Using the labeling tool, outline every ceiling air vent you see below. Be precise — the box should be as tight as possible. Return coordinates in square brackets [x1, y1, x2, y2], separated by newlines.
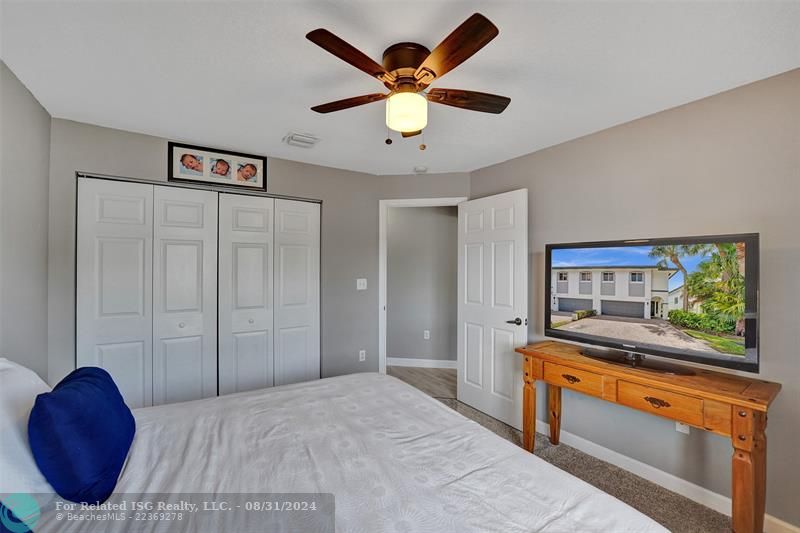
[283, 132, 320, 148]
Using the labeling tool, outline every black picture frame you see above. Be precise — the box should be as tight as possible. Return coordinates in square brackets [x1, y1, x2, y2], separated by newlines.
[544, 233, 760, 373]
[167, 141, 267, 191]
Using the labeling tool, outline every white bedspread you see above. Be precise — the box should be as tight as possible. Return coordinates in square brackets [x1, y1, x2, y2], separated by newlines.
[35, 373, 665, 532]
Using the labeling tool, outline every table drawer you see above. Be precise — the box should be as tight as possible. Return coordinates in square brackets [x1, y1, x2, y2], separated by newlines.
[618, 381, 703, 426]
[543, 362, 603, 397]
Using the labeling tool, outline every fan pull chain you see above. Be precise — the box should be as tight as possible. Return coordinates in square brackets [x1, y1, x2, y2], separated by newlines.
[419, 130, 427, 151]
[384, 99, 393, 144]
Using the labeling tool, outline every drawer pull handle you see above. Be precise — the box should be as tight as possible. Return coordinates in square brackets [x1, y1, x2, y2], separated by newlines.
[562, 374, 581, 384]
[644, 396, 671, 409]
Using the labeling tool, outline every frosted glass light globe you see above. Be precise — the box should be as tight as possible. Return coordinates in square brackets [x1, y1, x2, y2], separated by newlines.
[385, 92, 428, 133]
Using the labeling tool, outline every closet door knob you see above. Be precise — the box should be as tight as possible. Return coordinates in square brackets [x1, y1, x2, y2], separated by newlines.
[178, 322, 186, 328]
[248, 318, 255, 324]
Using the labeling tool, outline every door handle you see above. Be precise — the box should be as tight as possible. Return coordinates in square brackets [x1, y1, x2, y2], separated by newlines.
[506, 317, 523, 326]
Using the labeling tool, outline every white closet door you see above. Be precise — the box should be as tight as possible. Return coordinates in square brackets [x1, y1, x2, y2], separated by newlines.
[152, 186, 218, 405]
[274, 199, 320, 386]
[76, 178, 154, 408]
[218, 194, 275, 395]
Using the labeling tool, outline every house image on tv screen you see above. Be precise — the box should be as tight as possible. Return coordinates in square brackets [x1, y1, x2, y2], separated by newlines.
[551, 265, 679, 319]
[667, 284, 702, 314]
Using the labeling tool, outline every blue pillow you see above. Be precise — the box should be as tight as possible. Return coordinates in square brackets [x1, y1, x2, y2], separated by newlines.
[28, 367, 135, 504]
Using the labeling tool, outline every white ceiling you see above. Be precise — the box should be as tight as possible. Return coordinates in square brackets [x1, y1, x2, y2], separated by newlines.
[2, 1, 798, 175]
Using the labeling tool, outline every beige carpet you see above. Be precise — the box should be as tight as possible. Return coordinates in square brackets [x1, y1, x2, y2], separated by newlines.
[388, 366, 731, 533]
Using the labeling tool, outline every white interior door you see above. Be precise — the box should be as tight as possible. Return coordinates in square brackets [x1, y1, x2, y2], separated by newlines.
[152, 186, 218, 405]
[76, 178, 154, 408]
[274, 199, 320, 386]
[457, 189, 528, 429]
[218, 193, 275, 395]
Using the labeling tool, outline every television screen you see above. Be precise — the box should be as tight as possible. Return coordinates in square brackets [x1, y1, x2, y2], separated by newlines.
[545, 234, 759, 372]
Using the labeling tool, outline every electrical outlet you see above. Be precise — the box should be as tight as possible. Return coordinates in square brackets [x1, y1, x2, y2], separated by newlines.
[356, 278, 367, 291]
[358, 350, 366, 362]
[423, 330, 430, 340]
[675, 422, 690, 434]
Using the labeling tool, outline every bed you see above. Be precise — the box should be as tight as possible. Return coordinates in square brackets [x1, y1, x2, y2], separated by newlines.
[34, 373, 666, 532]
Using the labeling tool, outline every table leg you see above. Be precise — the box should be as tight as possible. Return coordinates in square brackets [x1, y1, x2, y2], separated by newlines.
[548, 384, 562, 445]
[523, 374, 536, 452]
[731, 408, 767, 533]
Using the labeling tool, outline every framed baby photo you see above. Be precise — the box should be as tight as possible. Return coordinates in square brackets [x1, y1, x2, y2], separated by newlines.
[167, 142, 267, 191]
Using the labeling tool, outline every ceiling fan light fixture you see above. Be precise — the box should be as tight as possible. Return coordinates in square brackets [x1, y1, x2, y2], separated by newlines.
[385, 92, 427, 133]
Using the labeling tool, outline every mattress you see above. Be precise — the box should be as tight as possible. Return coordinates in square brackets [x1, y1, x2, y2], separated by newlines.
[34, 373, 666, 532]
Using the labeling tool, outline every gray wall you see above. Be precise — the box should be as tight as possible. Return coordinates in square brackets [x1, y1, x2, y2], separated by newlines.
[387, 206, 457, 361]
[46, 118, 471, 383]
[470, 69, 800, 525]
[0, 61, 50, 379]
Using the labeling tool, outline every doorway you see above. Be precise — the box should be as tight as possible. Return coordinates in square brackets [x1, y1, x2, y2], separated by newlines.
[378, 190, 528, 431]
[378, 197, 466, 375]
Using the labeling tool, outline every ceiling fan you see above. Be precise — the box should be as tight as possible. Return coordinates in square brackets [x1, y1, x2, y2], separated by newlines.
[306, 13, 510, 140]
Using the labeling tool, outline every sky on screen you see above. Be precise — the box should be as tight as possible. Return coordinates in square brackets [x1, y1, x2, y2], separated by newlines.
[552, 246, 714, 291]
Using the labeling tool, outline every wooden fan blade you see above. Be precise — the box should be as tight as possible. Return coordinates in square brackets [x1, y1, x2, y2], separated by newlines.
[426, 88, 510, 114]
[307, 29, 396, 84]
[311, 93, 388, 113]
[401, 130, 422, 138]
[414, 13, 498, 85]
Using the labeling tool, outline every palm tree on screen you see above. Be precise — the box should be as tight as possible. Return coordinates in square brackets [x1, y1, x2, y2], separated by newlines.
[687, 243, 746, 335]
[648, 244, 705, 312]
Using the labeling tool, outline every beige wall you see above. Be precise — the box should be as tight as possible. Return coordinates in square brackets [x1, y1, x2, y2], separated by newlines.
[46, 119, 470, 383]
[1, 61, 51, 379]
[470, 69, 800, 524]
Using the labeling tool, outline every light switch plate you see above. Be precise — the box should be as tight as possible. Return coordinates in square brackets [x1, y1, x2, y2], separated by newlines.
[423, 330, 430, 340]
[359, 350, 366, 362]
[675, 422, 690, 434]
[356, 278, 367, 291]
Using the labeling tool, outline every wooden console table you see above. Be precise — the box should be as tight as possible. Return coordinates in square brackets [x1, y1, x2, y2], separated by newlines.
[515, 341, 781, 533]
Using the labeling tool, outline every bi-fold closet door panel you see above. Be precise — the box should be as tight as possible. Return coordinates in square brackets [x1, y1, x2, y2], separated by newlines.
[152, 186, 218, 405]
[274, 199, 321, 386]
[218, 196, 321, 391]
[218, 194, 275, 395]
[77, 178, 321, 408]
[76, 178, 154, 408]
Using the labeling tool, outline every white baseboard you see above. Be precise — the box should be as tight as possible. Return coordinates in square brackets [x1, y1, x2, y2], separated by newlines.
[769, 516, 800, 533]
[535, 421, 798, 533]
[386, 357, 457, 369]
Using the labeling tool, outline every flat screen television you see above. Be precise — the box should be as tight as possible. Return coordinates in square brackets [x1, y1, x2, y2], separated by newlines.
[545, 234, 759, 372]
